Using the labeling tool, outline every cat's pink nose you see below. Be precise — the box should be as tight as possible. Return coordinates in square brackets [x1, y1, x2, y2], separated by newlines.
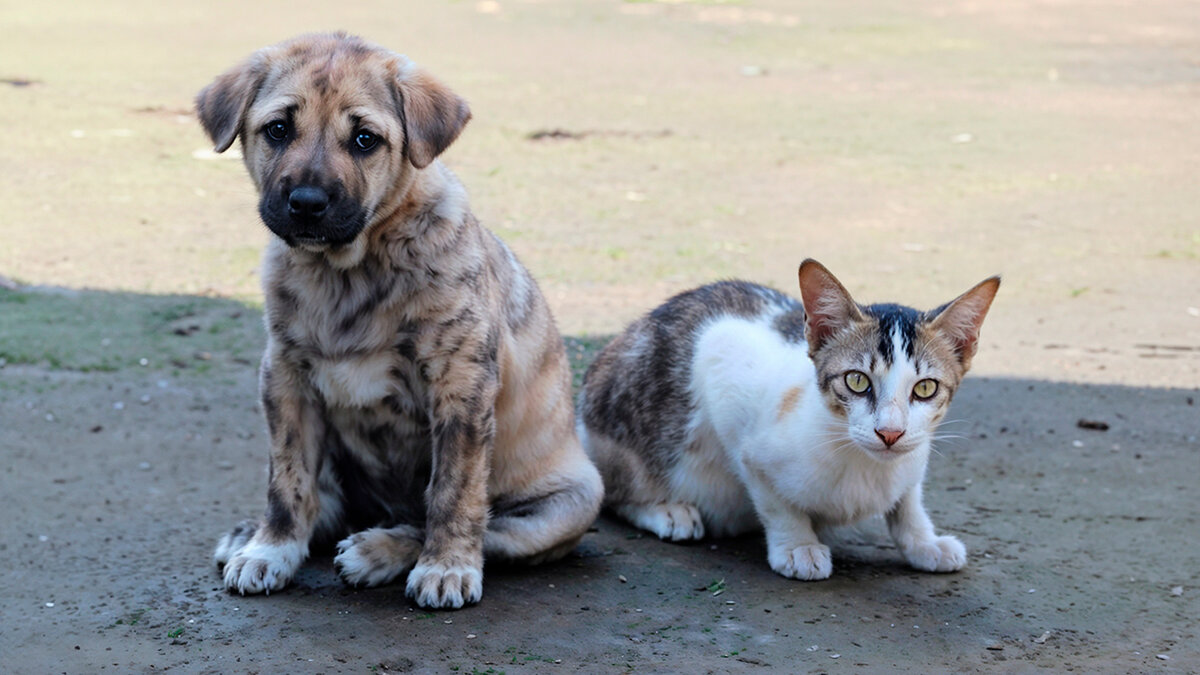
[875, 428, 905, 447]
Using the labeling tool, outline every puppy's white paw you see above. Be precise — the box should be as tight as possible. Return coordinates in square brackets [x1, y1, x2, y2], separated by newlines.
[903, 535, 967, 573]
[769, 543, 833, 581]
[222, 539, 306, 595]
[335, 527, 421, 588]
[213, 520, 257, 566]
[405, 560, 483, 610]
[619, 503, 706, 541]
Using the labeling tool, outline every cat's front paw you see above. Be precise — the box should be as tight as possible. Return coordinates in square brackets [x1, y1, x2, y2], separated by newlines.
[405, 558, 483, 609]
[222, 539, 306, 595]
[903, 535, 966, 573]
[768, 543, 833, 581]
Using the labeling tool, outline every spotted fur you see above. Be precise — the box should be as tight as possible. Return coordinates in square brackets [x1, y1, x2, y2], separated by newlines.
[578, 259, 999, 579]
[199, 33, 602, 609]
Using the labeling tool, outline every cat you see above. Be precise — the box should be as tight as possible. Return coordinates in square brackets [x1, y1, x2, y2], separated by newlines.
[576, 259, 999, 580]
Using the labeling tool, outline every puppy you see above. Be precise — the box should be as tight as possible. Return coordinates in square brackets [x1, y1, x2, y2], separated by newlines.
[196, 32, 602, 609]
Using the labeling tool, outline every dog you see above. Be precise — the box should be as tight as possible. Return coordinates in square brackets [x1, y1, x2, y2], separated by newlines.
[196, 32, 603, 609]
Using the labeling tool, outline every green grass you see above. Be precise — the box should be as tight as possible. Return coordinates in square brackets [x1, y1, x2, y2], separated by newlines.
[0, 287, 262, 373]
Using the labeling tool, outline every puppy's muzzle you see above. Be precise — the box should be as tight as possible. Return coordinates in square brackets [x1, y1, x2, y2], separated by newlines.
[289, 186, 330, 223]
[259, 181, 367, 248]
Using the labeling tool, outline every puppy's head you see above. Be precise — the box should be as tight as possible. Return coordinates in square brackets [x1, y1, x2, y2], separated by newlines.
[196, 33, 470, 250]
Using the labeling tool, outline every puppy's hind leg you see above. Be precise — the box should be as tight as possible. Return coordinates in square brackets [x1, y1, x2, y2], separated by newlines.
[334, 524, 424, 588]
[484, 455, 604, 565]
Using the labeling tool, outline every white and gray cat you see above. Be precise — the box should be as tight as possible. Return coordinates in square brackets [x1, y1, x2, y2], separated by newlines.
[577, 259, 999, 580]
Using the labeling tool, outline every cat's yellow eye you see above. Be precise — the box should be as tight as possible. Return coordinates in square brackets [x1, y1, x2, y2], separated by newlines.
[844, 371, 871, 394]
[913, 379, 939, 400]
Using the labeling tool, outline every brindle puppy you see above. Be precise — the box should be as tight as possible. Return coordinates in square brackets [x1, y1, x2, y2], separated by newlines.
[196, 33, 602, 609]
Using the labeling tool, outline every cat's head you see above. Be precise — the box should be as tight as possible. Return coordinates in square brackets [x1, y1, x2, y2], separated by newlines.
[797, 259, 999, 461]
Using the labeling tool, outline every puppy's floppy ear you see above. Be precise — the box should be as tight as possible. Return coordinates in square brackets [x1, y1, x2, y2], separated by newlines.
[196, 50, 272, 153]
[394, 63, 471, 169]
[797, 258, 864, 354]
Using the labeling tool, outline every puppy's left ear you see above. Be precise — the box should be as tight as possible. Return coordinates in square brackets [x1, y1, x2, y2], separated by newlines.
[196, 50, 272, 153]
[395, 64, 471, 169]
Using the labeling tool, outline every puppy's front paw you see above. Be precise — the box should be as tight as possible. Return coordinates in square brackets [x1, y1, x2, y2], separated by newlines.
[222, 540, 306, 595]
[405, 559, 483, 609]
[335, 527, 422, 588]
[213, 520, 257, 566]
[769, 543, 833, 581]
[903, 535, 967, 573]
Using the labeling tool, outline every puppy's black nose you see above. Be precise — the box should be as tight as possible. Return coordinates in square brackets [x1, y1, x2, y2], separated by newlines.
[288, 186, 330, 221]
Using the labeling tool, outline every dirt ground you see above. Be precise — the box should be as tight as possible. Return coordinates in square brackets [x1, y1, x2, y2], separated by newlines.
[1, 0, 1197, 672]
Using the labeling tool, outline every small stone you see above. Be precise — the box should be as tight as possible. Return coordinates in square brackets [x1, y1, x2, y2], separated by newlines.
[1033, 631, 1051, 644]
[1157, 654, 1170, 661]
[140, 395, 152, 404]
[466, 634, 477, 639]
[39, 535, 48, 542]
[618, 575, 628, 583]
[951, 132, 974, 143]
[45, 602, 55, 608]
[1170, 586, 1183, 596]
[139, 358, 149, 366]
[830, 654, 841, 659]
[138, 462, 152, 471]
[113, 401, 125, 410]
[806, 645, 819, 652]
[44, 413, 55, 422]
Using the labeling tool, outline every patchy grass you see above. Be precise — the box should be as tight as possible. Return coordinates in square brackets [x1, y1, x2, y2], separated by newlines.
[0, 287, 262, 373]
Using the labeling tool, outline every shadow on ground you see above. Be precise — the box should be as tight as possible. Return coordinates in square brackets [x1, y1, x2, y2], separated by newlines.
[1, 289, 1196, 672]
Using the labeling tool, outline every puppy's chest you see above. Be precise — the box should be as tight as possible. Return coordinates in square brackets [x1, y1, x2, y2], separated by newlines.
[308, 351, 424, 412]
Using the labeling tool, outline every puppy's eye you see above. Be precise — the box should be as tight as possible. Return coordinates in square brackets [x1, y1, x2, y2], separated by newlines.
[264, 121, 289, 143]
[353, 130, 379, 152]
[913, 379, 939, 400]
[844, 371, 871, 394]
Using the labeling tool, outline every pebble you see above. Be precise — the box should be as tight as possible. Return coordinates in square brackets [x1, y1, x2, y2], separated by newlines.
[1033, 631, 1051, 644]
[45, 602, 54, 608]
[951, 132, 974, 143]
[466, 634, 477, 639]
[39, 535, 48, 542]
[618, 575, 627, 583]
[140, 395, 152, 404]
[1170, 586, 1183, 596]
[138, 462, 152, 471]
[139, 358, 149, 366]
[44, 413, 55, 422]
[113, 401, 125, 410]
[1157, 654, 1170, 661]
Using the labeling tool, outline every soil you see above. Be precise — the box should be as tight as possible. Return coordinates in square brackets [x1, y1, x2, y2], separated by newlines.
[1, 0, 1197, 672]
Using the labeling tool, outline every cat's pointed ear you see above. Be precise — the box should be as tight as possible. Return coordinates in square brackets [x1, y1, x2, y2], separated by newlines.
[798, 259, 863, 352]
[928, 276, 1000, 366]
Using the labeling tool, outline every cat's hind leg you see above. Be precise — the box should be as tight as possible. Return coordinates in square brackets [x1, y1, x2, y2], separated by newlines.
[613, 502, 706, 541]
[580, 426, 707, 541]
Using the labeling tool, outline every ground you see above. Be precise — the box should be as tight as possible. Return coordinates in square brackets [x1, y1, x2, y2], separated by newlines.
[0, 0, 1197, 672]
